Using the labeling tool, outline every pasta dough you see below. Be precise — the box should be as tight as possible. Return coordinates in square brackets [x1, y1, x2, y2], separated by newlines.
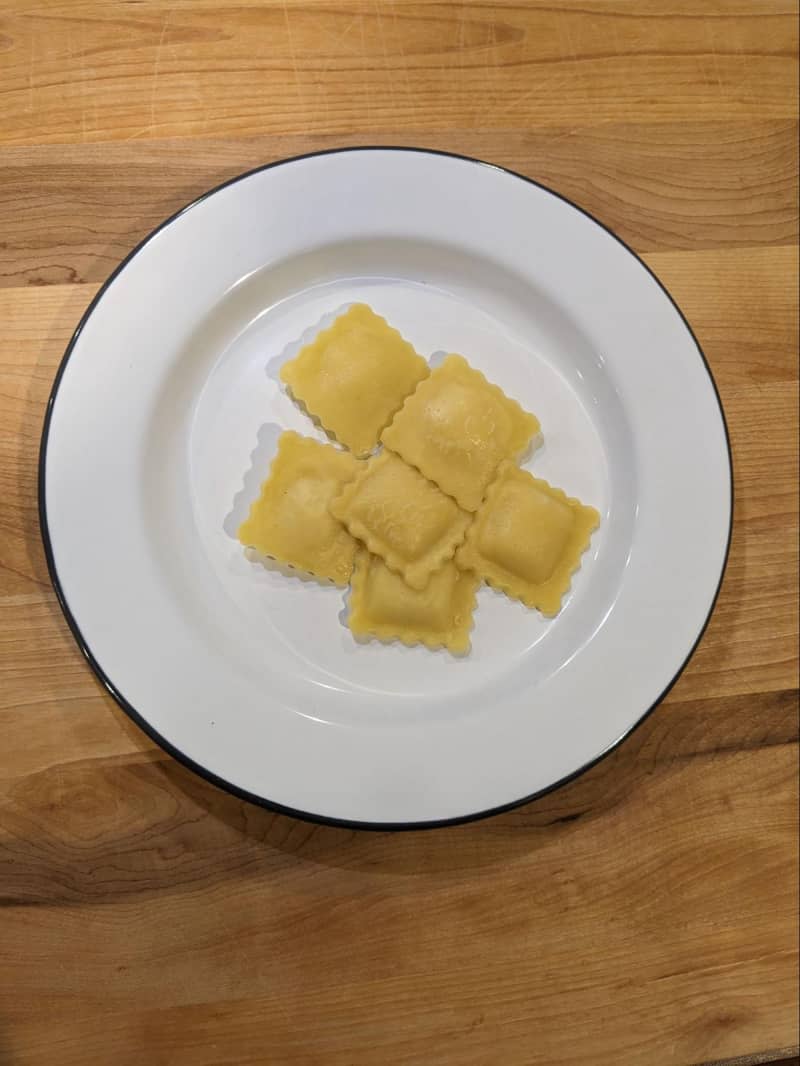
[237, 303, 601, 655]
[330, 450, 472, 590]
[348, 551, 478, 654]
[280, 303, 429, 457]
[238, 431, 361, 586]
[381, 354, 540, 511]
[456, 462, 600, 614]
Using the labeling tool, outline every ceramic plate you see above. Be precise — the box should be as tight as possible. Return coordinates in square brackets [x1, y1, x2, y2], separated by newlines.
[40, 148, 732, 828]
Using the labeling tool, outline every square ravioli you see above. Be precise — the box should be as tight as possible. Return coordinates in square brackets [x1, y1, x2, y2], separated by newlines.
[381, 354, 540, 511]
[237, 431, 361, 586]
[348, 552, 478, 654]
[280, 304, 429, 457]
[456, 462, 600, 615]
[330, 450, 472, 590]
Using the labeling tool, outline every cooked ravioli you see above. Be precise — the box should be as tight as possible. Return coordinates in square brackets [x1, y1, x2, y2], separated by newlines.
[240, 305, 602, 652]
[381, 354, 540, 511]
[280, 304, 429, 457]
[237, 431, 361, 586]
[330, 449, 472, 590]
[348, 551, 478, 654]
[456, 462, 600, 614]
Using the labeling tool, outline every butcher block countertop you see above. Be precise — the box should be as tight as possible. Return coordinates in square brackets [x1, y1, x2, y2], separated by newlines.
[0, 3, 798, 1064]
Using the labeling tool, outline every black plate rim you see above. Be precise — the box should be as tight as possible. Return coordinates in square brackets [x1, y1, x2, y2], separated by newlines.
[37, 145, 734, 831]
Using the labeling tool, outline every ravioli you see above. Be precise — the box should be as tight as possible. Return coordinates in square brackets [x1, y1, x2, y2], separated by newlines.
[456, 462, 600, 615]
[237, 431, 361, 586]
[381, 354, 540, 511]
[239, 304, 601, 651]
[330, 449, 472, 590]
[280, 304, 429, 457]
[348, 551, 478, 654]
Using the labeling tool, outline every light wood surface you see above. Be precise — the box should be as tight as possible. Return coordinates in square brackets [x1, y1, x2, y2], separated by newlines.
[1, 2, 798, 1064]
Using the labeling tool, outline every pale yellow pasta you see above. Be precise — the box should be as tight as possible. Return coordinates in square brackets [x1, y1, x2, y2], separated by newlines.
[241, 304, 601, 646]
[381, 354, 540, 511]
[238, 431, 361, 586]
[348, 551, 478, 654]
[330, 450, 472, 590]
[280, 304, 429, 457]
[456, 462, 600, 615]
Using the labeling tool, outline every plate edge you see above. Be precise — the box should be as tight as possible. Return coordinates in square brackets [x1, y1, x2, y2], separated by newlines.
[36, 145, 735, 831]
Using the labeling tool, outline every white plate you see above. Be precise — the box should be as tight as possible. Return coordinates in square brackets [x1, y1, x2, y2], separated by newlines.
[40, 148, 731, 828]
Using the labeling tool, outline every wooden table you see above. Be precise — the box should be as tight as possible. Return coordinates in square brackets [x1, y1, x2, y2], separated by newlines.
[1, 3, 798, 1064]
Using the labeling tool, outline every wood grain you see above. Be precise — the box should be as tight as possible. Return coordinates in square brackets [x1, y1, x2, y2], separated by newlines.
[0, 1, 797, 145]
[0, 1, 797, 1064]
[1, 745, 797, 1066]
